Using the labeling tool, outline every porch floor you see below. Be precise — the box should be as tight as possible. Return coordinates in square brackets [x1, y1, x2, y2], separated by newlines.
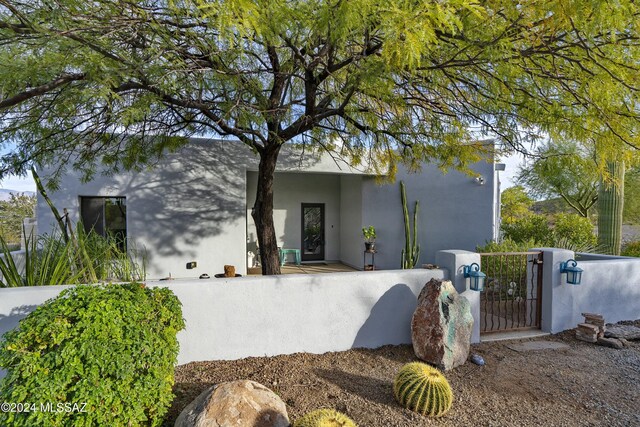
[248, 262, 359, 275]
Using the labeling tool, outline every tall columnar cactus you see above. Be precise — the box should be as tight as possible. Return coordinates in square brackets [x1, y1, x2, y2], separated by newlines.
[293, 409, 357, 427]
[598, 161, 625, 255]
[394, 362, 453, 417]
[400, 181, 420, 269]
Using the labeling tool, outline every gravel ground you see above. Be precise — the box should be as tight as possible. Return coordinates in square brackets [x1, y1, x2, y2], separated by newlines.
[165, 320, 640, 426]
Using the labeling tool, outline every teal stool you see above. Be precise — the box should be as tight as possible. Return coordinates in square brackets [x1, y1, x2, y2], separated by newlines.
[279, 249, 301, 266]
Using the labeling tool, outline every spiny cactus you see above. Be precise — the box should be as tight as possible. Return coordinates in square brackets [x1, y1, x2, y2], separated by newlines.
[400, 181, 420, 269]
[293, 408, 357, 427]
[394, 362, 453, 417]
[598, 160, 625, 255]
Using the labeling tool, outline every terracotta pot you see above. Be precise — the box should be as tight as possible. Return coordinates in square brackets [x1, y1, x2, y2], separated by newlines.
[224, 265, 236, 277]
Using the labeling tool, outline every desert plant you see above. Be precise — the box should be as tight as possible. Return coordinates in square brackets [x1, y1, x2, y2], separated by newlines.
[0, 283, 185, 427]
[622, 240, 640, 257]
[0, 228, 87, 287]
[400, 181, 420, 269]
[394, 362, 453, 417]
[293, 409, 357, 427]
[598, 161, 625, 255]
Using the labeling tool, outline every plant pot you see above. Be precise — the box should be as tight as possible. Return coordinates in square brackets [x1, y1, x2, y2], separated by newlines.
[364, 242, 376, 252]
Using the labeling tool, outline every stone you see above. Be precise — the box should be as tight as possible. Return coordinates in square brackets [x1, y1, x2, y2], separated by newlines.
[577, 323, 599, 333]
[576, 331, 597, 343]
[597, 337, 624, 349]
[174, 380, 289, 427]
[411, 278, 474, 371]
[604, 324, 640, 340]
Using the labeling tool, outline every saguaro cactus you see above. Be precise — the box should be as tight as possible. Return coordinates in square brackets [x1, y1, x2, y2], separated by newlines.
[400, 181, 420, 269]
[293, 409, 357, 427]
[394, 362, 453, 417]
[598, 161, 625, 255]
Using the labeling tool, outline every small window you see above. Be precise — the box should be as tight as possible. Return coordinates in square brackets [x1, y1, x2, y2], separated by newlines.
[80, 197, 126, 250]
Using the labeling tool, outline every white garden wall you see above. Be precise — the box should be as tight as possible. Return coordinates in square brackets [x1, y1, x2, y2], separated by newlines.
[0, 269, 454, 372]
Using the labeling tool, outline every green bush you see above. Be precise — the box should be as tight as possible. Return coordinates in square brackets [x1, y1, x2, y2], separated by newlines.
[0, 284, 185, 427]
[622, 241, 640, 257]
[552, 213, 597, 249]
[501, 214, 551, 244]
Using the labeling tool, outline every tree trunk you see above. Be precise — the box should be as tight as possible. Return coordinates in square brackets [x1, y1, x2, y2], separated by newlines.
[598, 161, 625, 255]
[252, 144, 282, 275]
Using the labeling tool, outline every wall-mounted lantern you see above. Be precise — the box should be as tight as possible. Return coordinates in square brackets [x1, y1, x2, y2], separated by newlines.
[560, 259, 583, 285]
[463, 262, 486, 291]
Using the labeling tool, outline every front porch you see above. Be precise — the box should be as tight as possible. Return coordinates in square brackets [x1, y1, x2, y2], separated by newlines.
[248, 262, 359, 275]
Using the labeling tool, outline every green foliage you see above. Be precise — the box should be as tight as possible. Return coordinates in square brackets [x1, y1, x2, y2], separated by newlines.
[501, 214, 551, 244]
[0, 283, 185, 427]
[499, 212, 598, 253]
[394, 362, 453, 418]
[0, 193, 35, 244]
[623, 167, 640, 224]
[1, 0, 639, 181]
[2, 0, 640, 275]
[0, 227, 146, 287]
[0, 230, 88, 288]
[621, 241, 640, 257]
[400, 181, 420, 269]
[501, 186, 534, 224]
[553, 213, 597, 249]
[361, 226, 376, 242]
[516, 140, 599, 218]
[476, 238, 539, 253]
[293, 409, 357, 427]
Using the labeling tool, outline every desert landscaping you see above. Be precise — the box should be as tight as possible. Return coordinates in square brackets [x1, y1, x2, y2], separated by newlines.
[166, 320, 640, 426]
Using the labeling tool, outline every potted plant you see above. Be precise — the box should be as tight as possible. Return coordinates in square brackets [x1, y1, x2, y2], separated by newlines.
[362, 226, 376, 252]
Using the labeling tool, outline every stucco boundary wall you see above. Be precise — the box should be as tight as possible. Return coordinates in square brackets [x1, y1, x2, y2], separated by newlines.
[0, 251, 484, 369]
[536, 248, 640, 333]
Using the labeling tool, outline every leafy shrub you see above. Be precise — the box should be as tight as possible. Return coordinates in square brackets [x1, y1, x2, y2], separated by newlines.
[0, 284, 185, 427]
[501, 214, 551, 244]
[498, 212, 598, 253]
[622, 241, 640, 257]
[552, 213, 597, 249]
[476, 238, 540, 253]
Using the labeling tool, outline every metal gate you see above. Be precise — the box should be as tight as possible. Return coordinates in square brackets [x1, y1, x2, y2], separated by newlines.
[479, 252, 543, 333]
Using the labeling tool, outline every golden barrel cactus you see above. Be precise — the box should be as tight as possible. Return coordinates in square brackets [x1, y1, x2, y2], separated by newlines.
[293, 409, 357, 427]
[393, 362, 453, 417]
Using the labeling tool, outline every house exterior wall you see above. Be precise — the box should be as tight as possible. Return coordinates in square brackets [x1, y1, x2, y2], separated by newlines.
[36, 138, 498, 277]
[339, 175, 364, 269]
[361, 161, 496, 270]
[36, 141, 249, 279]
[246, 171, 342, 261]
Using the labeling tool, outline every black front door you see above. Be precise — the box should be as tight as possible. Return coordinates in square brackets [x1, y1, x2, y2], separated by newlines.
[301, 203, 325, 261]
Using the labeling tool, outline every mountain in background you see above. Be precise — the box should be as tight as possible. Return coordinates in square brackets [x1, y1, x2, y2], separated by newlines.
[0, 189, 36, 202]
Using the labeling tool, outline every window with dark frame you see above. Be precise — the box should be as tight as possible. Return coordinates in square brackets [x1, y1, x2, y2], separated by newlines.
[79, 197, 127, 250]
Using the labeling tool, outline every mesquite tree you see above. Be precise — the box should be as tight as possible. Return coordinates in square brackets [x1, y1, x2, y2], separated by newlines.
[1, 1, 640, 274]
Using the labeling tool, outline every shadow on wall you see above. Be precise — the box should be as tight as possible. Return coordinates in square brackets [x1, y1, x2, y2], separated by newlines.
[352, 284, 418, 349]
[0, 304, 39, 340]
[53, 142, 248, 274]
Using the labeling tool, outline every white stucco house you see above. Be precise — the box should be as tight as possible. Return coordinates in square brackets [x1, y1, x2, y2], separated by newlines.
[36, 138, 503, 279]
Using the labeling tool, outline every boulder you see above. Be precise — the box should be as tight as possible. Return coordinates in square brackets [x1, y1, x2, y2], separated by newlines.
[604, 324, 640, 340]
[175, 380, 290, 427]
[411, 278, 474, 371]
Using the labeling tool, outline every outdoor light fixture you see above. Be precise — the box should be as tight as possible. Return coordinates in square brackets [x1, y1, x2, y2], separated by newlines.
[560, 259, 583, 285]
[463, 263, 486, 291]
